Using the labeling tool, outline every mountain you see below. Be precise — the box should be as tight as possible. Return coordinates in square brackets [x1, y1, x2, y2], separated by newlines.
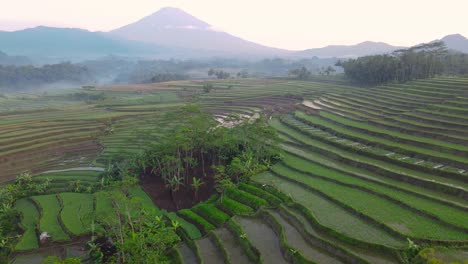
[109, 7, 289, 57]
[296, 41, 402, 58]
[440, 34, 468, 53]
[0, 26, 169, 61]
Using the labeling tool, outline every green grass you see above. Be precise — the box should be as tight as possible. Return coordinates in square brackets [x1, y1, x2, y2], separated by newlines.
[217, 197, 255, 216]
[14, 198, 40, 251]
[295, 111, 468, 165]
[238, 183, 283, 206]
[225, 188, 269, 209]
[280, 152, 468, 230]
[32, 194, 70, 241]
[271, 164, 468, 240]
[166, 212, 202, 239]
[272, 117, 468, 194]
[178, 209, 216, 232]
[253, 171, 406, 248]
[128, 186, 161, 214]
[192, 203, 230, 226]
[94, 191, 115, 222]
[320, 111, 468, 153]
[59, 193, 94, 236]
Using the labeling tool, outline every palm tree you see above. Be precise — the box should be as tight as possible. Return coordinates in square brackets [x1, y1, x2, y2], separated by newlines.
[166, 176, 184, 207]
[191, 177, 204, 201]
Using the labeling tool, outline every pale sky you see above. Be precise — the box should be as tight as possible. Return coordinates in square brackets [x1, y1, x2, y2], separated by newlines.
[0, 0, 467, 50]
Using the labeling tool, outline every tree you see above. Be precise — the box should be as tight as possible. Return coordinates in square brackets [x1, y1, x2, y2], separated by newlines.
[166, 176, 184, 206]
[207, 68, 215, 76]
[323, 66, 336, 75]
[191, 177, 204, 201]
[203, 83, 214, 93]
[96, 188, 180, 263]
[288, 66, 311, 79]
[237, 70, 249, 78]
[337, 41, 454, 85]
[213, 166, 235, 201]
[207, 69, 230, 79]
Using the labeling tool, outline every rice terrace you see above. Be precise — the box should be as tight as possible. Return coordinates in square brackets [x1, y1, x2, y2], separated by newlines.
[1, 2, 468, 264]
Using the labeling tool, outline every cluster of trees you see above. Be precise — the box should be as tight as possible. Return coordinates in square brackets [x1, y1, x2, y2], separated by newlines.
[0, 62, 91, 90]
[68, 92, 106, 101]
[236, 69, 249, 78]
[147, 73, 188, 83]
[337, 41, 468, 85]
[107, 105, 281, 205]
[318, 66, 337, 76]
[288, 66, 311, 79]
[113, 60, 191, 84]
[442, 52, 468, 75]
[207, 69, 231, 79]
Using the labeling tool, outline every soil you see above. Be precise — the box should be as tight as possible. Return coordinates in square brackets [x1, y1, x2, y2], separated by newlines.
[140, 166, 217, 211]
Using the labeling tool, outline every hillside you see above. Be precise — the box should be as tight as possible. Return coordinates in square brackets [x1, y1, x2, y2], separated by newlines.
[295, 41, 402, 58]
[441, 34, 468, 53]
[0, 50, 30, 65]
[3, 77, 468, 263]
[0, 26, 169, 60]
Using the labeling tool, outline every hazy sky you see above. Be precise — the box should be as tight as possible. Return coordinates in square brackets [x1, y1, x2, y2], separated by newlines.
[1, 0, 467, 50]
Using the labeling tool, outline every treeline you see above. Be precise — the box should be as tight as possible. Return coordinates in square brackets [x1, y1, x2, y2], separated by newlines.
[83, 56, 339, 83]
[337, 41, 468, 85]
[0, 62, 91, 90]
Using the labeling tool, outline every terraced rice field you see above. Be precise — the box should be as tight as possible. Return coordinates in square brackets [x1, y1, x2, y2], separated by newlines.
[6, 76, 468, 262]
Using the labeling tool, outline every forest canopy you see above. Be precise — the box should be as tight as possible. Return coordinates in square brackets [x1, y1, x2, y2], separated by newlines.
[337, 41, 468, 85]
[0, 62, 91, 90]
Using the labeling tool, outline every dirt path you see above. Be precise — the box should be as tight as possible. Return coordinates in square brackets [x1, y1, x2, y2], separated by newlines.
[268, 210, 344, 264]
[177, 243, 198, 264]
[196, 237, 225, 264]
[237, 217, 288, 264]
[214, 227, 253, 264]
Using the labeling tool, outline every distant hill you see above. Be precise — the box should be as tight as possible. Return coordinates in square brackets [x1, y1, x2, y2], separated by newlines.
[295, 41, 402, 58]
[0, 26, 169, 60]
[109, 7, 288, 57]
[440, 34, 468, 53]
[0, 51, 31, 65]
